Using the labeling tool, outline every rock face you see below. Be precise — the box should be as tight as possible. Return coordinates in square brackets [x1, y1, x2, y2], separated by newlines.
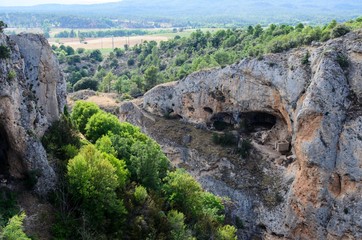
[120, 30, 362, 239]
[0, 33, 66, 194]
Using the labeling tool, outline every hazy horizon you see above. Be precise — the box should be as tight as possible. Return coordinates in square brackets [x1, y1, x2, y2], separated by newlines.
[0, 0, 121, 7]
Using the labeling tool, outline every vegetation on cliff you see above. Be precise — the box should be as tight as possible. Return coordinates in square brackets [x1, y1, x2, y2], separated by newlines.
[41, 101, 236, 239]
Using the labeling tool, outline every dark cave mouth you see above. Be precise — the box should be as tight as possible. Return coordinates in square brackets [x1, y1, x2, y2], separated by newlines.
[240, 112, 277, 132]
[210, 111, 278, 132]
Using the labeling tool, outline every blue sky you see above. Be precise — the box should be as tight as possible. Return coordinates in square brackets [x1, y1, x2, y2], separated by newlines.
[0, 0, 121, 6]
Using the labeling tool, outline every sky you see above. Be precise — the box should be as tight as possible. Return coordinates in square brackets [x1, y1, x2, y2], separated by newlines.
[0, 0, 121, 6]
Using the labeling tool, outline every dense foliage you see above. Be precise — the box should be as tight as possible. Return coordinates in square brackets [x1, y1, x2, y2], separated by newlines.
[43, 101, 236, 239]
[0, 213, 30, 240]
[57, 18, 362, 98]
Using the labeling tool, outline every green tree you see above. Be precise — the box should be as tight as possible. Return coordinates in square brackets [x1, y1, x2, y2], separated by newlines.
[95, 135, 117, 156]
[70, 101, 101, 134]
[167, 210, 193, 240]
[144, 65, 159, 91]
[133, 185, 148, 204]
[73, 77, 98, 91]
[1, 213, 30, 240]
[130, 139, 170, 190]
[90, 49, 103, 62]
[216, 225, 237, 240]
[85, 112, 122, 143]
[101, 71, 116, 92]
[331, 24, 350, 38]
[67, 145, 128, 229]
[163, 169, 203, 218]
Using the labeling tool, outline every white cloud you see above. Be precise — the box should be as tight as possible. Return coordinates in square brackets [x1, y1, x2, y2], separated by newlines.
[0, 0, 121, 7]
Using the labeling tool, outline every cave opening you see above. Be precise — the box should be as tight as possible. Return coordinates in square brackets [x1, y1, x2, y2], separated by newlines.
[239, 112, 277, 132]
[210, 112, 236, 131]
[0, 126, 10, 178]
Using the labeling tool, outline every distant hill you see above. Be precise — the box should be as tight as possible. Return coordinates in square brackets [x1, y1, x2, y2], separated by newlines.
[1, 0, 362, 26]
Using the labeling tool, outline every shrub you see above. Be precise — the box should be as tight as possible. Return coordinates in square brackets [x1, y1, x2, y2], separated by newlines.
[73, 77, 98, 91]
[127, 58, 135, 66]
[331, 25, 350, 38]
[336, 53, 349, 69]
[1, 213, 30, 240]
[85, 112, 123, 143]
[237, 139, 252, 158]
[0, 45, 10, 59]
[67, 145, 128, 230]
[89, 49, 103, 62]
[70, 101, 101, 134]
[129, 139, 170, 190]
[216, 225, 237, 240]
[167, 210, 192, 240]
[7, 70, 16, 80]
[301, 51, 310, 65]
[42, 115, 81, 160]
[163, 169, 203, 218]
[0, 188, 19, 226]
[212, 132, 237, 146]
[134, 185, 148, 204]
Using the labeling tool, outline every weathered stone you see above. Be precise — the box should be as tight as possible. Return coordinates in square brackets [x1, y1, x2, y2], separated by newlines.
[120, 31, 362, 239]
[0, 33, 65, 195]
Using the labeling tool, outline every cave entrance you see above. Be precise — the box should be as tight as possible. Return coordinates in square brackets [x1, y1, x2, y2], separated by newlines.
[210, 112, 236, 131]
[0, 126, 10, 178]
[239, 112, 277, 132]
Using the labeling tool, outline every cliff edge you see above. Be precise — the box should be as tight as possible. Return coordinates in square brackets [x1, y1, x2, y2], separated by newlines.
[120, 30, 362, 239]
[0, 33, 66, 195]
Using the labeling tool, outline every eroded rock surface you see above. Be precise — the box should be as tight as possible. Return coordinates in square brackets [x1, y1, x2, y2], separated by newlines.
[120, 30, 362, 239]
[0, 33, 66, 194]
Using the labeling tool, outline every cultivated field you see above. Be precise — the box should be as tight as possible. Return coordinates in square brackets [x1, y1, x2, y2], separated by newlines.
[48, 35, 171, 50]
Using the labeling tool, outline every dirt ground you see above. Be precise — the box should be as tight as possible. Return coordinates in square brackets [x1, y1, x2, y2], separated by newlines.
[49, 35, 170, 50]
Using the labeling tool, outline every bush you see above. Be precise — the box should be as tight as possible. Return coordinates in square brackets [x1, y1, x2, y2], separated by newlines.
[301, 51, 310, 65]
[336, 53, 349, 69]
[0, 188, 19, 226]
[127, 58, 135, 66]
[129, 139, 170, 190]
[70, 101, 101, 134]
[216, 225, 237, 240]
[237, 139, 252, 158]
[331, 25, 350, 38]
[42, 115, 81, 160]
[167, 210, 192, 240]
[67, 145, 128, 231]
[134, 185, 148, 204]
[212, 132, 237, 146]
[73, 77, 98, 91]
[90, 49, 103, 62]
[85, 112, 123, 143]
[7, 70, 16, 80]
[1, 213, 30, 240]
[0, 45, 10, 59]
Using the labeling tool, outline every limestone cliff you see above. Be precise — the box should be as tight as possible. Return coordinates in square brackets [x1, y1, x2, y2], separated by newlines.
[120, 30, 362, 239]
[0, 33, 66, 194]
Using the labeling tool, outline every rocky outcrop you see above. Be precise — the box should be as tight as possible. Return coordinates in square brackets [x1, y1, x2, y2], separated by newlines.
[120, 30, 362, 239]
[0, 33, 66, 195]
